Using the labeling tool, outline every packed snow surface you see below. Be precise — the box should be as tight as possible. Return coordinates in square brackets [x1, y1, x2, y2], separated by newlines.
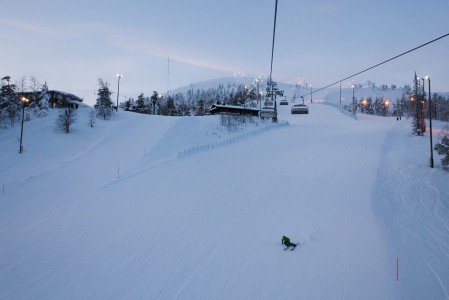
[1, 102, 448, 299]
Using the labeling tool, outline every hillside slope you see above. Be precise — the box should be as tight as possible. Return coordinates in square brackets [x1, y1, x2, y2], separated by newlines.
[1, 103, 448, 299]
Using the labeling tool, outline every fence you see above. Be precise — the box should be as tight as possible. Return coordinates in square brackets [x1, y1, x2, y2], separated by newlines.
[178, 121, 289, 158]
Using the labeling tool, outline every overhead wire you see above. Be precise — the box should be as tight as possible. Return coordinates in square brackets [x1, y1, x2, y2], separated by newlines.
[300, 32, 449, 97]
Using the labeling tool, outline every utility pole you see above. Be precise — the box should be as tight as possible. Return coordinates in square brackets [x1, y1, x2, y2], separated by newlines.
[426, 76, 434, 168]
[116, 74, 123, 112]
[269, 0, 278, 122]
[339, 82, 342, 107]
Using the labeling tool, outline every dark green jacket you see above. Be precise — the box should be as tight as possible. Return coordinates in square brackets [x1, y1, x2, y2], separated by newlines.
[282, 236, 290, 245]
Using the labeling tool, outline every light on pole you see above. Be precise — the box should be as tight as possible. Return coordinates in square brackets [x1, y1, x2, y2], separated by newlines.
[361, 98, 368, 113]
[19, 97, 29, 153]
[426, 76, 434, 168]
[116, 74, 123, 112]
[384, 99, 391, 116]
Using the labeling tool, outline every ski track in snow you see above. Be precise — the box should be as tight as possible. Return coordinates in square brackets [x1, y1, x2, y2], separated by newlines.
[374, 119, 449, 299]
[1, 102, 448, 299]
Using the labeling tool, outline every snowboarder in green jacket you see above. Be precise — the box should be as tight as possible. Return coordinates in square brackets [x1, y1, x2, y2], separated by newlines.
[282, 235, 297, 249]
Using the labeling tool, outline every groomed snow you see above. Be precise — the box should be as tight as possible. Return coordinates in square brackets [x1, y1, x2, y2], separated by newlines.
[1, 101, 448, 299]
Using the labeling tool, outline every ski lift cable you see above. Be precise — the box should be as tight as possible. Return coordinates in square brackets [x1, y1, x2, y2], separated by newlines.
[300, 32, 449, 97]
[269, 0, 278, 85]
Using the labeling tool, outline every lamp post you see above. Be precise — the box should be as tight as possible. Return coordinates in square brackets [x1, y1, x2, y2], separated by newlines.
[361, 98, 368, 113]
[384, 99, 391, 116]
[116, 74, 123, 112]
[310, 84, 312, 103]
[426, 76, 434, 168]
[19, 97, 29, 153]
[352, 84, 356, 116]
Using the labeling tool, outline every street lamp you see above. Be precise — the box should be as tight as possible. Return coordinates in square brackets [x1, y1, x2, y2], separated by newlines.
[384, 99, 391, 116]
[361, 98, 368, 113]
[19, 97, 29, 153]
[426, 76, 434, 168]
[116, 74, 123, 112]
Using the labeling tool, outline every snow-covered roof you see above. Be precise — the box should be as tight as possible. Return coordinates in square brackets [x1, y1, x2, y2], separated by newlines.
[49, 90, 83, 102]
[210, 104, 259, 111]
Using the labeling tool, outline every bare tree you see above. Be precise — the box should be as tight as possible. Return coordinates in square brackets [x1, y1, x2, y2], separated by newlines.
[29, 76, 41, 92]
[56, 108, 77, 133]
[16, 76, 27, 92]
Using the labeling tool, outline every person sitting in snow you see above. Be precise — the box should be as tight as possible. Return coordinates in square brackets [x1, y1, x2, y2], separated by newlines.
[282, 235, 297, 249]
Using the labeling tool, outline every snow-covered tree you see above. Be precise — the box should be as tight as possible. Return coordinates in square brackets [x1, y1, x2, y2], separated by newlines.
[96, 78, 113, 120]
[160, 95, 176, 116]
[124, 98, 132, 111]
[136, 93, 145, 112]
[432, 93, 449, 122]
[150, 91, 161, 115]
[411, 72, 423, 136]
[1, 75, 19, 127]
[56, 107, 77, 133]
[373, 97, 384, 116]
[434, 126, 449, 170]
[35, 81, 49, 118]
[88, 108, 96, 128]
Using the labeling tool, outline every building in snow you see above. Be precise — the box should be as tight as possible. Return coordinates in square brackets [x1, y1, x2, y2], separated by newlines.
[20, 90, 83, 108]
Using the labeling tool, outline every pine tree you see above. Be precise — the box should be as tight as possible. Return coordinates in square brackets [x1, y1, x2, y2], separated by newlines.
[150, 91, 160, 115]
[411, 72, 422, 135]
[434, 129, 449, 170]
[136, 93, 145, 112]
[96, 78, 113, 120]
[1, 76, 19, 127]
[374, 97, 383, 116]
[161, 96, 176, 116]
[124, 98, 132, 111]
[35, 82, 50, 118]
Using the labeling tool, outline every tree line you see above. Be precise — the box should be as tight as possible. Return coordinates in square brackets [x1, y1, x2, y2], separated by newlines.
[2, 74, 449, 169]
[353, 84, 449, 122]
[119, 81, 261, 117]
[0, 75, 50, 129]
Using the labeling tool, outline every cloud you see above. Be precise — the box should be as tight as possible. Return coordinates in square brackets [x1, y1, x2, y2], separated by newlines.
[0, 17, 114, 41]
[0, 18, 53, 35]
[106, 34, 247, 74]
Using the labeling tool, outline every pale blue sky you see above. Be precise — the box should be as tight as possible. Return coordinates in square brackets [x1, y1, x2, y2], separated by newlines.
[1, 0, 448, 105]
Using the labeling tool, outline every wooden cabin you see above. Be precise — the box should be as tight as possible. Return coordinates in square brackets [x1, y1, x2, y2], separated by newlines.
[209, 104, 260, 116]
[20, 90, 83, 108]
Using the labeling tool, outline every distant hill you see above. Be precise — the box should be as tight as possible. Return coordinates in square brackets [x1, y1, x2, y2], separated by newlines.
[171, 77, 448, 108]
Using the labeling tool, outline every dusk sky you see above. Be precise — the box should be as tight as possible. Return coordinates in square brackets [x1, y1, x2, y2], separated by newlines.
[1, 0, 449, 105]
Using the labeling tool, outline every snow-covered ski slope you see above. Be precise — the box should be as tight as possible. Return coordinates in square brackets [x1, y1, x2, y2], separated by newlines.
[1, 102, 448, 299]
